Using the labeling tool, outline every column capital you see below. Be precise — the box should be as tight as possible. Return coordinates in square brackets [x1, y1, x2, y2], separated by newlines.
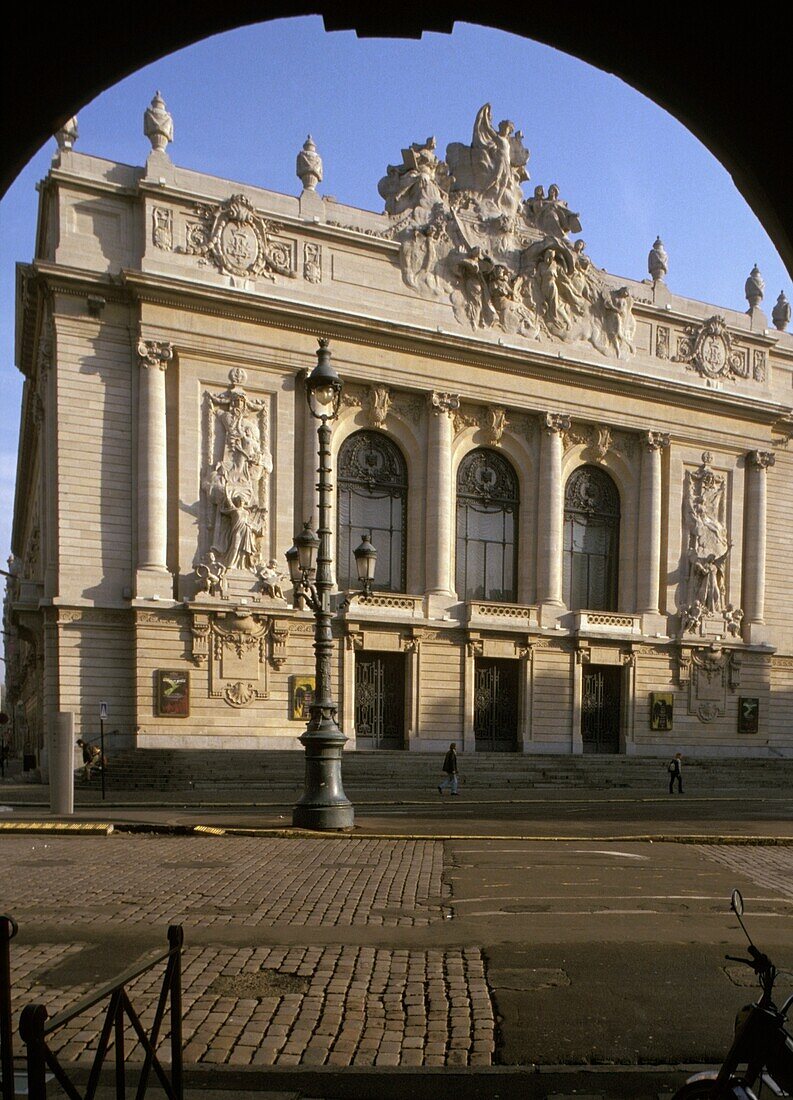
[543, 412, 571, 435]
[747, 449, 775, 470]
[137, 338, 173, 371]
[428, 391, 460, 416]
[643, 430, 670, 451]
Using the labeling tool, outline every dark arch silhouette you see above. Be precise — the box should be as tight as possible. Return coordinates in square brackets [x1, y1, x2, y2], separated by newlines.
[2, 5, 790, 277]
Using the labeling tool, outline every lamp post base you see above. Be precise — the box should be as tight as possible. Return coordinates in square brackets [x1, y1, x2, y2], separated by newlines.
[292, 801, 355, 831]
[292, 721, 355, 831]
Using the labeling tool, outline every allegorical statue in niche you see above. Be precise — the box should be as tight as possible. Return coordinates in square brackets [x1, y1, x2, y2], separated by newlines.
[202, 374, 272, 573]
[681, 453, 733, 624]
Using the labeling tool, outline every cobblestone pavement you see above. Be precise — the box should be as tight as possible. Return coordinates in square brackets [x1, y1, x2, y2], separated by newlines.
[6, 835, 495, 1070]
[5, 835, 448, 926]
[9, 944, 494, 1068]
[696, 844, 793, 900]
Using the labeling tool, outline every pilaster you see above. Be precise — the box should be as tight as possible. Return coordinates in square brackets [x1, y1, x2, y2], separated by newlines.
[425, 391, 459, 615]
[538, 412, 570, 627]
[743, 449, 775, 645]
[637, 431, 670, 633]
[135, 338, 173, 598]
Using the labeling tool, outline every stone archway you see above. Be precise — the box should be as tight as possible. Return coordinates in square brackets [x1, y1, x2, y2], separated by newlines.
[1, 7, 791, 277]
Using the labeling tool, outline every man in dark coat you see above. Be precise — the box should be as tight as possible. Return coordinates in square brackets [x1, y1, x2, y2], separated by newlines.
[438, 742, 459, 796]
[668, 752, 683, 794]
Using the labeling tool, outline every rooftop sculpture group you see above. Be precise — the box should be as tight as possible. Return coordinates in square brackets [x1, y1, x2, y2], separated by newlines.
[377, 104, 637, 359]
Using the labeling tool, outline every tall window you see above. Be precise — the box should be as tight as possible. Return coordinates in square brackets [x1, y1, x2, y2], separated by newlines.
[455, 448, 519, 602]
[563, 465, 620, 611]
[337, 431, 407, 592]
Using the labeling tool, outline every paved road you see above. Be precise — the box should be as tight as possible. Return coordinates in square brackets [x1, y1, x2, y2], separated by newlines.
[4, 831, 792, 1091]
[4, 784, 793, 839]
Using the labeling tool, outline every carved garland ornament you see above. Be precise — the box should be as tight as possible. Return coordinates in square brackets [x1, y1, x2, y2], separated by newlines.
[185, 193, 295, 281]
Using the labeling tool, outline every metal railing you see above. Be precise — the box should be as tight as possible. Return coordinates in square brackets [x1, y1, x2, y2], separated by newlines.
[1, 915, 18, 1100]
[18, 925, 183, 1100]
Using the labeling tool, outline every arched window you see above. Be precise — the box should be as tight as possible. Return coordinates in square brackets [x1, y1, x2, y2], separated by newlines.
[455, 448, 519, 602]
[337, 431, 407, 592]
[563, 465, 620, 611]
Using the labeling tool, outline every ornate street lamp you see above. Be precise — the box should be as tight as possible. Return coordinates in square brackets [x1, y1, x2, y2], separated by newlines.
[288, 338, 375, 830]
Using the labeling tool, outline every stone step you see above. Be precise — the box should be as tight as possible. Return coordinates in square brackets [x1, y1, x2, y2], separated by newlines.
[74, 749, 792, 791]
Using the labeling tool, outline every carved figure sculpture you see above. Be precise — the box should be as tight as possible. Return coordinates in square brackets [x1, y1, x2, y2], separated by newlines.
[256, 559, 286, 600]
[523, 183, 582, 238]
[377, 137, 448, 218]
[378, 105, 638, 362]
[196, 554, 228, 598]
[681, 453, 736, 630]
[446, 104, 529, 216]
[201, 374, 272, 576]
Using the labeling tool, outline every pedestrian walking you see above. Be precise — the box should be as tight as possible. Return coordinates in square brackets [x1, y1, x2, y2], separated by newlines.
[438, 742, 459, 796]
[668, 751, 683, 794]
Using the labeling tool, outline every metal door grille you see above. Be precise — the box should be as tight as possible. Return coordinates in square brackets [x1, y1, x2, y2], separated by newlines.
[355, 653, 404, 749]
[474, 660, 518, 752]
[581, 667, 621, 753]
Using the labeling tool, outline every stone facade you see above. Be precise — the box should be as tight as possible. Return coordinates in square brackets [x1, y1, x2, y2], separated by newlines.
[5, 102, 793, 761]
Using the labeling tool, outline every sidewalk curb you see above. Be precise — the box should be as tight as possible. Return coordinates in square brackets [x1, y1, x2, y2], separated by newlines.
[0, 819, 791, 844]
[65, 1062, 705, 1100]
[0, 821, 114, 835]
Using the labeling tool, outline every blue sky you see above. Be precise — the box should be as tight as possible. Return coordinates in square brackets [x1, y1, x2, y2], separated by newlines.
[0, 15, 789, 583]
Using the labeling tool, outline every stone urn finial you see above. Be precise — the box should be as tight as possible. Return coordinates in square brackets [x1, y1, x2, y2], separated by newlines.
[648, 236, 668, 283]
[744, 263, 765, 310]
[772, 290, 791, 332]
[55, 116, 79, 152]
[296, 134, 323, 192]
[144, 91, 173, 153]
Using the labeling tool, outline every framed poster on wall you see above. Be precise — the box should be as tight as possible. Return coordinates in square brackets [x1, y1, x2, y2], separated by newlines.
[649, 692, 674, 731]
[738, 697, 759, 734]
[155, 670, 190, 717]
[290, 675, 315, 721]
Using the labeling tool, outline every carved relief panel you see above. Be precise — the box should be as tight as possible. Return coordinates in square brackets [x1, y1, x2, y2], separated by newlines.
[189, 609, 284, 708]
[194, 369, 279, 599]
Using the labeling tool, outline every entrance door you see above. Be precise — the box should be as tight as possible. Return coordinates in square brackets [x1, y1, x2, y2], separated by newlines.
[355, 652, 405, 749]
[474, 658, 518, 752]
[581, 665, 621, 753]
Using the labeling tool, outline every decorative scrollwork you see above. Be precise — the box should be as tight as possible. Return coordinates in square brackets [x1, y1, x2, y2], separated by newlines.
[457, 448, 519, 507]
[673, 315, 747, 381]
[183, 193, 295, 281]
[338, 431, 407, 493]
[565, 465, 620, 517]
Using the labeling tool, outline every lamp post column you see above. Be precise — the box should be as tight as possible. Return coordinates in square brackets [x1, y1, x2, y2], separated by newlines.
[537, 412, 570, 626]
[292, 340, 354, 831]
[135, 339, 172, 598]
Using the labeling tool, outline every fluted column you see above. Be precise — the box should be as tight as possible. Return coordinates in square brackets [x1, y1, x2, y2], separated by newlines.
[743, 450, 775, 633]
[537, 412, 570, 624]
[637, 431, 669, 615]
[136, 339, 172, 597]
[425, 391, 459, 602]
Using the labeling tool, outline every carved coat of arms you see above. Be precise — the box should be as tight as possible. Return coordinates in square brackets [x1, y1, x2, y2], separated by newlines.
[186, 193, 295, 281]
